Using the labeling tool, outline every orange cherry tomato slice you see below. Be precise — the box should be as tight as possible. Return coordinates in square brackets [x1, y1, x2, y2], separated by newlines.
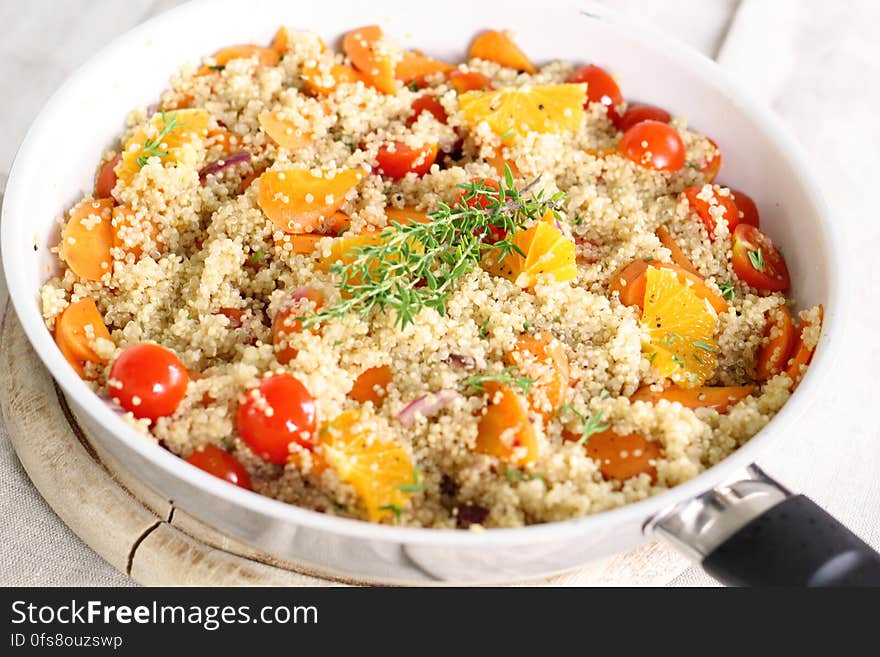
[615, 103, 670, 132]
[729, 188, 760, 228]
[567, 64, 622, 122]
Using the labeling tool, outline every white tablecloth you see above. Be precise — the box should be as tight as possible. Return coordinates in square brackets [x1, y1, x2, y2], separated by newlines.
[1, 0, 877, 586]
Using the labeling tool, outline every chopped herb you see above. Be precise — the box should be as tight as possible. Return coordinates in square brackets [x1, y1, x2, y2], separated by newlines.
[136, 111, 181, 168]
[686, 161, 700, 170]
[478, 317, 490, 339]
[332, 500, 348, 511]
[500, 128, 516, 140]
[208, 64, 226, 71]
[407, 81, 420, 92]
[379, 503, 403, 520]
[571, 213, 585, 226]
[505, 468, 524, 483]
[643, 256, 654, 262]
[522, 320, 531, 331]
[599, 389, 609, 400]
[333, 339, 344, 346]
[221, 436, 235, 451]
[552, 315, 562, 323]
[249, 249, 265, 265]
[647, 352, 657, 365]
[463, 365, 535, 395]
[748, 248, 765, 272]
[671, 354, 687, 368]
[664, 332, 682, 346]
[693, 353, 703, 364]
[397, 469, 426, 493]
[688, 372, 699, 384]
[557, 401, 610, 446]
[693, 340, 714, 353]
[719, 281, 735, 301]
[529, 473, 547, 487]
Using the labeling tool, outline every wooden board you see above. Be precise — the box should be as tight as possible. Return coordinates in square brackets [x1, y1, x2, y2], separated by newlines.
[0, 306, 692, 586]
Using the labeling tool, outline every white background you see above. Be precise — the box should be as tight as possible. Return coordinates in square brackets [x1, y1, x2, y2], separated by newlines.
[0, 0, 877, 586]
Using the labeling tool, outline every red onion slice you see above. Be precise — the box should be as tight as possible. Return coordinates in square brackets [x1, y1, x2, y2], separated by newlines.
[446, 354, 475, 370]
[397, 389, 458, 427]
[199, 151, 251, 183]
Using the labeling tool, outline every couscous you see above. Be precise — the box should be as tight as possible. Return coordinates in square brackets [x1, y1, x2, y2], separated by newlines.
[40, 26, 823, 528]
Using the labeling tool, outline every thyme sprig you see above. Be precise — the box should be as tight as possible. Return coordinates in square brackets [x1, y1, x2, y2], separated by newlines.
[136, 111, 182, 168]
[302, 167, 565, 329]
[557, 394, 610, 446]
[463, 365, 535, 396]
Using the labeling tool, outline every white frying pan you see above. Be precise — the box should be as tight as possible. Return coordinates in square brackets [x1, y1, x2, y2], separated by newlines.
[3, 0, 877, 585]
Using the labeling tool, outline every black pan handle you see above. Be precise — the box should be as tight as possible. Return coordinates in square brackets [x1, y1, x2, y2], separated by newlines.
[653, 465, 880, 586]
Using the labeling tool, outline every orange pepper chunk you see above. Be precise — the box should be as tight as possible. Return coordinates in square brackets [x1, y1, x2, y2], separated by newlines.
[271, 26, 290, 54]
[197, 44, 279, 75]
[475, 383, 538, 466]
[448, 70, 494, 93]
[61, 198, 114, 281]
[609, 259, 728, 315]
[54, 297, 112, 378]
[469, 30, 536, 74]
[784, 305, 823, 388]
[487, 147, 521, 178]
[630, 384, 754, 414]
[349, 365, 393, 406]
[258, 111, 312, 151]
[206, 128, 242, 156]
[342, 25, 399, 94]
[257, 168, 364, 233]
[505, 333, 569, 420]
[301, 63, 366, 95]
[756, 306, 796, 381]
[576, 429, 661, 481]
[395, 51, 455, 84]
[655, 225, 699, 276]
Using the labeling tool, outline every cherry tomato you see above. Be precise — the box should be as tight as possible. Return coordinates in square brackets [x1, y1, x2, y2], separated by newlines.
[95, 153, 121, 199]
[731, 223, 790, 291]
[273, 287, 324, 365]
[186, 444, 252, 490]
[619, 120, 685, 171]
[448, 70, 493, 93]
[109, 343, 189, 421]
[682, 185, 740, 239]
[567, 64, 623, 121]
[756, 306, 795, 381]
[456, 178, 506, 242]
[729, 188, 760, 228]
[701, 138, 722, 182]
[236, 373, 317, 464]
[375, 141, 438, 180]
[614, 104, 670, 132]
[407, 95, 448, 126]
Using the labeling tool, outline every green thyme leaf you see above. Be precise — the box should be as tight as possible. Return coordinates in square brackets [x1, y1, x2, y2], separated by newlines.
[719, 281, 735, 301]
[249, 249, 265, 265]
[693, 340, 714, 353]
[379, 503, 403, 520]
[463, 366, 535, 395]
[748, 248, 765, 272]
[136, 111, 181, 168]
[557, 400, 610, 446]
[397, 469, 426, 493]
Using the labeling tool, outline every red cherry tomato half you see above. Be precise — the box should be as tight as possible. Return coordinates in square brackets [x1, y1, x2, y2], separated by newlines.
[456, 178, 506, 242]
[683, 185, 740, 239]
[376, 141, 438, 180]
[448, 70, 493, 93]
[407, 95, 448, 126]
[567, 64, 623, 121]
[186, 445, 252, 490]
[731, 223, 790, 292]
[109, 343, 189, 421]
[614, 104, 671, 132]
[728, 188, 760, 228]
[95, 153, 121, 199]
[619, 120, 685, 171]
[702, 138, 722, 182]
[236, 374, 317, 464]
